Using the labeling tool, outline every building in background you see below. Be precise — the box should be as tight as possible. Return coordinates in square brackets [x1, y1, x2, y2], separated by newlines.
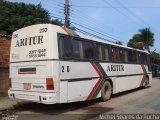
[152, 64, 160, 77]
[0, 35, 11, 97]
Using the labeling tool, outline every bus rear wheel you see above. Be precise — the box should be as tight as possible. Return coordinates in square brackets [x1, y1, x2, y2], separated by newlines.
[101, 81, 112, 101]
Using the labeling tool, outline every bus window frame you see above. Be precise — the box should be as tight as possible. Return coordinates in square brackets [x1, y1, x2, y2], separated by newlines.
[110, 45, 123, 63]
[103, 44, 111, 62]
[72, 38, 84, 60]
[131, 50, 137, 64]
[58, 33, 73, 60]
[93, 40, 111, 62]
[82, 40, 94, 60]
[94, 43, 105, 61]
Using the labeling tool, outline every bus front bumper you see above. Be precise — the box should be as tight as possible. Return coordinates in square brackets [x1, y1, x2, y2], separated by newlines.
[8, 90, 58, 104]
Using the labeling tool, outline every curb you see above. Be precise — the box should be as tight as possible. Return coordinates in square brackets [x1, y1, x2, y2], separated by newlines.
[0, 101, 31, 114]
[0, 104, 19, 114]
[0, 100, 26, 114]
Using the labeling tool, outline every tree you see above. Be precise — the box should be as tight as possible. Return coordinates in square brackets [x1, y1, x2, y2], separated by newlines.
[128, 34, 144, 50]
[115, 41, 123, 45]
[0, 1, 63, 36]
[127, 28, 154, 52]
[139, 28, 154, 52]
[150, 52, 160, 64]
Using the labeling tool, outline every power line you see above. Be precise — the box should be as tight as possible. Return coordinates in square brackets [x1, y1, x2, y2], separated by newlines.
[71, 7, 125, 36]
[70, 15, 122, 40]
[71, 7, 113, 30]
[48, 15, 123, 44]
[69, 3, 127, 44]
[102, 0, 145, 28]
[49, 15, 124, 44]
[51, 13, 64, 19]
[71, 5, 160, 9]
[74, 26, 115, 44]
[114, 0, 160, 39]
[115, 0, 149, 27]
[71, 22, 125, 43]
[50, 15, 65, 21]
[31, 0, 127, 44]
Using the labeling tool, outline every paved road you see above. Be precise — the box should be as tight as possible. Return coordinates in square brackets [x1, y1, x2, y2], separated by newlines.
[4, 78, 160, 120]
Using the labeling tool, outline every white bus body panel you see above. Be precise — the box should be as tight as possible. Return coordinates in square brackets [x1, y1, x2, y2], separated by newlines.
[59, 61, 152, 103]
[10, 24, 59, 62]
[9, 24, 62, 104]
[9, 61, 60, 104]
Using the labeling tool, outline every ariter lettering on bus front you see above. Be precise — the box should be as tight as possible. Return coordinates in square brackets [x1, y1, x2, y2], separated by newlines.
[15, 35, 43, 47]
[107, 65, 124, 71]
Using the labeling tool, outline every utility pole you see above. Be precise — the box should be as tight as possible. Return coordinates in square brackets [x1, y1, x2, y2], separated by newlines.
[64, 0, 70, 28]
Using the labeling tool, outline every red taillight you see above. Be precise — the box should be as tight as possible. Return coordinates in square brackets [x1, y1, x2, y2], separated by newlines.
[9, 78, 12, 88]
[46, 78, 54, 90]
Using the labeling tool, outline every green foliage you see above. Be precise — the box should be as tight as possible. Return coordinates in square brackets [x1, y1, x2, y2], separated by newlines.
[139, 28, 154, 52]
[127, 28, 154, 52]
[50, 19, 63, 26]
[128, 34, 144, 50]
[115, 41, 123, 45]
[0, 0, 63, 35]
[150, 52, 160, 64]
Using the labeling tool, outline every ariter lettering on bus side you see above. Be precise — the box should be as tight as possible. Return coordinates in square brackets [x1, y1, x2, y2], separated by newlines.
[15, 35, 43, 47]
[107, 65, 124, 71]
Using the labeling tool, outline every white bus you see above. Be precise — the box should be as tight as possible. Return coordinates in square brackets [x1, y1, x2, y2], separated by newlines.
[8, 24, 152, 104]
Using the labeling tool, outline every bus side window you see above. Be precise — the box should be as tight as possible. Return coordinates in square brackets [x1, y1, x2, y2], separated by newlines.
[119, 48, 123, 62]
[141, 53, 147, 64]
[128, 50, 132, 63]
[136, 52, 140, 63]
[95, 44, 103, 60]
[147, 54, 151, 64]
[111, 47, 121, 62]
[124, 50, 129, 62]
[147, 54, 152, 71]
[111, 47, 116, 62]
[72, 39, 83, 59]
[59, 36, 72, 58]
[139, 53, 143, 64]
[83, 41, 94, 59]
[103, 46, 110, 61]
[144, 54, 148, 64]
[132, 51, 136, 63]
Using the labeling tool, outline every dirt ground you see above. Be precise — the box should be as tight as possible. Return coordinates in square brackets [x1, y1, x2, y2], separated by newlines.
[2, 78, 160, 120]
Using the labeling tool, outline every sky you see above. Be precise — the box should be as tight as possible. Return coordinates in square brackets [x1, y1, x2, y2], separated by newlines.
[9, 0, 160, 52]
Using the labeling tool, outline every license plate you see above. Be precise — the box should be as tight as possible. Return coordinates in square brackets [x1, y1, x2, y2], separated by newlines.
[23, 83, 31, 90]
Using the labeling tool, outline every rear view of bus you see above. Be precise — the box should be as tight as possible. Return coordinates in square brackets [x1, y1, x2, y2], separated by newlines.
[8, 24, 59, 104]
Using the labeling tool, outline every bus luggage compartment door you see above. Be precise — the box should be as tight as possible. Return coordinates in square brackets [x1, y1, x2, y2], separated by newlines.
[9, 61, 59, 92]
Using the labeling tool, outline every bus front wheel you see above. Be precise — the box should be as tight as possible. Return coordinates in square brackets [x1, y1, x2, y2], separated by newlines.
[101, 81, 112, 101]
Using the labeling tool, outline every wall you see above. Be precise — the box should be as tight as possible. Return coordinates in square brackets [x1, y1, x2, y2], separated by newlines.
[0, 35, 11, 97]
[0, 68, 9, 96]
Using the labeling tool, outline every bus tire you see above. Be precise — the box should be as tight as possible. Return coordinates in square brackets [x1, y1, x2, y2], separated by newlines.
[143, 77, 150, 88]
[101, 80, 112, 101]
